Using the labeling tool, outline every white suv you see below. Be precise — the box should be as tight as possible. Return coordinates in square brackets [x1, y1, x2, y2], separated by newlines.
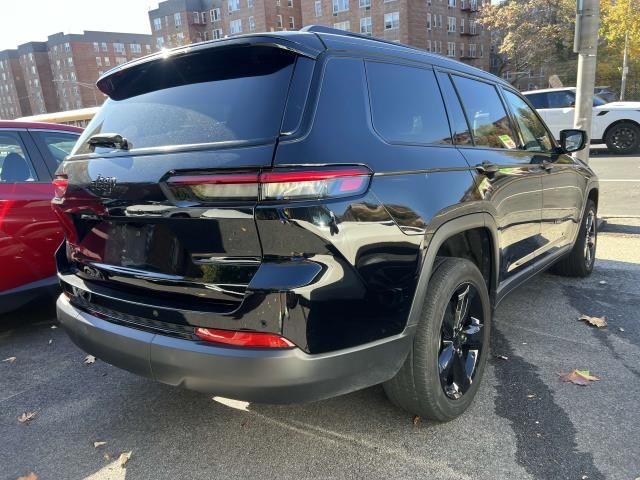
[523, 87, 640, 154]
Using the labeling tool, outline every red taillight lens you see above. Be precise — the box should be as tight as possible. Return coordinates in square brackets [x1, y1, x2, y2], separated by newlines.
[194, 327, 295, 348]
[166, 167, 371, 203]
[52, 176, 68, 199]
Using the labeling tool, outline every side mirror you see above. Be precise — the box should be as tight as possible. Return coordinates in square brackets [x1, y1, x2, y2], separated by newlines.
[559, 129, 587, 153]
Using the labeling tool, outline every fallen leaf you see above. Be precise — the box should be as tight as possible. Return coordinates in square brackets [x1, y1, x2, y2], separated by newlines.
[526, 394, 536, 399]
[598, 280, 607, 285]
[119, 451, 132, 468]
[103, 453, 111, 461]
[51, 325, 58, 329]
[84, 355, 96, 365]
[16, 473, 38, 480]
[558, 369, 600, 386]
[413, 415, 422, 426]
[94, 441, 107, 448]
[2, 357, 16, 363]
[619, 327, 625, 332]
[48, 340, 53, 345]
[18, 412, 37, 423]
[578, 315, 607, 328]
[496, 355, 508, 360]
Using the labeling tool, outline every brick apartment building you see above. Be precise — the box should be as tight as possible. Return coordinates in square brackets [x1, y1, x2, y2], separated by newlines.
[17, 42, 58, 115]
[301, 0, 489, 70]
[148, 0, 489, 70]
[46, 31, 154, 112]
[0, 50, 30, 119]
[0, 31, 154, 119]
[148, 0, 302, 49]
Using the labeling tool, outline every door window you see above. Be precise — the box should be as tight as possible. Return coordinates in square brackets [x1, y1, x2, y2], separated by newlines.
[503, 90, 553, 152]
[546, 90, 575, 108]
[436, 72, 472, 146]
[365, 61, 452, 145]
[524, 92, 548, 109]
[0, 132, 38, 183]
[452, 75, 517, 149]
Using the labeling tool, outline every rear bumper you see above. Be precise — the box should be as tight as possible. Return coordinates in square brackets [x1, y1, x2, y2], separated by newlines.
[57, 294, 414, 403]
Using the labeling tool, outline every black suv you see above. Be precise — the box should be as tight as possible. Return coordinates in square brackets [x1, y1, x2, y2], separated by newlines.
[53, 27, 598, 422]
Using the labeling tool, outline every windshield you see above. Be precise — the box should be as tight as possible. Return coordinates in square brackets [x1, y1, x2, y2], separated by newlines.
[71, 45, 297, 156]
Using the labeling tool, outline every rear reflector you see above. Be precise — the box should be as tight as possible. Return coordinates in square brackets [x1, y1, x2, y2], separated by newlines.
[195, 327, 295, 348]
[52, 176, 68, 199]
[167, 166, 371, 203]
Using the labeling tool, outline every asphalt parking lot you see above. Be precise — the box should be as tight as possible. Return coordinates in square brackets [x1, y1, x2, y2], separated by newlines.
[1, 149, 639, 480]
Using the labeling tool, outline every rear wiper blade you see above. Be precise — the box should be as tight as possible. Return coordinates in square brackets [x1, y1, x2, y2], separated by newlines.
[88, 133, 129, 151]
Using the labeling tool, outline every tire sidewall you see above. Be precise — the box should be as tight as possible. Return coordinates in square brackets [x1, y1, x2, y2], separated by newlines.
[606, 122, 640, 155]
[414, 259, 492, 420]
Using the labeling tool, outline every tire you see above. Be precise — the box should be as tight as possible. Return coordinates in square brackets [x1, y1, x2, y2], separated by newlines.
[383, 257, 491, 422]
[553, 199, 597, 277]
[604, 122, 640, 154]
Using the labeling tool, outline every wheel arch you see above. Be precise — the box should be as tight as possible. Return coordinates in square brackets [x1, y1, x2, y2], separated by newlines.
[405, 213, 500, 328]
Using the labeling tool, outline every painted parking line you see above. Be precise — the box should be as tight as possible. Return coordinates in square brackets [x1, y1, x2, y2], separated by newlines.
[598, 179, 640, 182]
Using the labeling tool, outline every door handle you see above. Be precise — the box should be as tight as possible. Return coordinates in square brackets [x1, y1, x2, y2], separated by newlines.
[475, 162, 499, 175]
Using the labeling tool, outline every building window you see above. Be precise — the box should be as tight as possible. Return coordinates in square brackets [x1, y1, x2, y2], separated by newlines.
[177, 32, 185, 41]
[228, 0, 240, 12]
[104, 57, 111, 66]
[101, 42, 108, 52]
[469, 43, 476, 57]
[174, 13, 182, 26]
[460, 18, 464, 33]
[249, 16, 256, 30]
[63, 42, 70, 52]
[93, 42, 100, 52]
[427, 13, 431, 30]
[384, 12, 399, 30]
[116, 56, 127, 65]
[359, 0, 370, 7]
[130, 43, 141, 54]
[288, 0, 293, 6]
[447, 41, 455, 57]
[480, 44, 484, 57]
[383, 0, 395, 3]
[289, 16, 295, 28]
[248, 0, 253, 7]
[448, 0, 456, 7]
[461, 0, 465, 8]
[438, 14, 443, 28]
[333, 20, 350, 30]
[154, 18, 162, 31]
[469, 20, 476, 34]
[70, 71, 77, 81]
[230, 18, 242, 34]
[66, 57, 73, 66]
[332, 0, 349, 14]
[447, 17, 456, 32]
[201, 11, 208, 23]
[276, 14, 283, 28]
[211, 8, 221, 20]
[276, 0, 281, 6]
[427, 39, 431, 51]
[31, 65, 37, 75]
[113, 43, 125, 54]
[213, 28, 223, 39]
[460, 42, 464, 56]
[95, 57, 102, 66]
[156, 37, 164, 49]
[315, 0, 322, 16]
[360, 16, 372, 35]
[146, 44, 151, 52]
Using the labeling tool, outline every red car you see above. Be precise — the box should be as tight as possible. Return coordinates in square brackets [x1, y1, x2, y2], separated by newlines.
[0, 121, 82, 313]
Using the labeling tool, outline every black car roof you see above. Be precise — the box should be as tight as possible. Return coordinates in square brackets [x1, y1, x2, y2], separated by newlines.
[96, 27, 507, 94]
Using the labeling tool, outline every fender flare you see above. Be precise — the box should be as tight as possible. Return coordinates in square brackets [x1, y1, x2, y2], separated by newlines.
[405, 212, 500, 328]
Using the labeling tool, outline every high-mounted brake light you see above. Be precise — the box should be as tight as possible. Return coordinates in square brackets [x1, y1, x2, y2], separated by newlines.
[52, 175, 68, 199]
[166, 167, 371, 203]
[194, 327, 295, 348]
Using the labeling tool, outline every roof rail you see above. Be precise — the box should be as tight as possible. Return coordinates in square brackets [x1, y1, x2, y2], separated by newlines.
[300, 25, 425, 54]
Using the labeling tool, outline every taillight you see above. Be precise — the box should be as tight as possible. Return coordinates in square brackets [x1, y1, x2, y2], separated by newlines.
[166, 166, 371, 203]
[194, 327, 295, 348]
[52, 175, 68, 199]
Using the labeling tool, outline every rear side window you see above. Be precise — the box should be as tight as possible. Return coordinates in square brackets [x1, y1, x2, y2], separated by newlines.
[365, 61, 451, 145]
[547, 90, 575, 108]
[0, 132, 38, 183]
[31, 131, 79, 169]
[72, 46, 298, 155]
[525, 92, 548, 109]
[452, 75, 517, 150]
[436, 72, 472, 146]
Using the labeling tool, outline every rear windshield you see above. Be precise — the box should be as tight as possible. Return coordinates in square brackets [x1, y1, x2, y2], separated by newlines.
[71, 45, 297, 155]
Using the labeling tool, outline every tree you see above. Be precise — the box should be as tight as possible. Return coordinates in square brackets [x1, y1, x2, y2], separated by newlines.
[479, 0, 578, 85]
[600, 0, 640, 56]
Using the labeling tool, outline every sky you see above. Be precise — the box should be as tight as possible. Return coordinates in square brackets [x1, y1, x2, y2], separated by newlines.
[0, 0, 157, 51]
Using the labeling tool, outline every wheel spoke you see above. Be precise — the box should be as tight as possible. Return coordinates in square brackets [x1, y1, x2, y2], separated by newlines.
[439, 342, 455, 378]
[464, 350, 478, 385]
[453, 284, 471, 330]
[463, 316, 484, 348]
[452, 352, 469, 392]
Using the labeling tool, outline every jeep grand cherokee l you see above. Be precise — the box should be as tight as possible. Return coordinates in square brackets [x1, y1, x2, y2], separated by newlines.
[53, 27, 598, 422]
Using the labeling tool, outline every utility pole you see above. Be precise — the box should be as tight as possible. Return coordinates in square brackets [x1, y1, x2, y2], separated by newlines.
[573, 0, 600, 163]
[620, 32, 629, 101]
